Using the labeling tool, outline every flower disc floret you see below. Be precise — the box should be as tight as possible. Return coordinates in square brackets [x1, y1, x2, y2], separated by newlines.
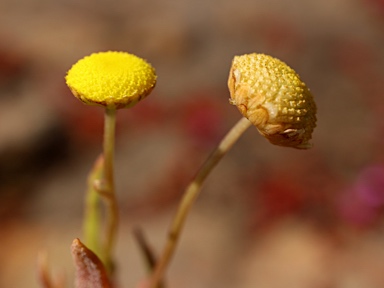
[65, 51, 157, 109]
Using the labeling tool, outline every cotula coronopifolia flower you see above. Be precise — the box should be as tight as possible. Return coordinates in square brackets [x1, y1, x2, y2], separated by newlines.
[149, 53, 318, 288]
[65, 51, 157, 109]
[228, 53, 317, 149]
[64, 51, 157, 276]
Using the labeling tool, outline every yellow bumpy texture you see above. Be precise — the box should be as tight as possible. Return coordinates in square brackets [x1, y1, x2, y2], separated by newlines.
[65, 51, 157, 109]
[228, 53, 317, 149]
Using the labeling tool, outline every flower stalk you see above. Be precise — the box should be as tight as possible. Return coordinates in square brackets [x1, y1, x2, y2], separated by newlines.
[101, 107, 118, 272]
[83, 108, 118, 273]
[149, 116, 252, 288]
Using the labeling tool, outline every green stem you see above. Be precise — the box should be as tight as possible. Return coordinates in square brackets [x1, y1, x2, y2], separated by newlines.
[149, 117, 252, 288]
[102, 107, 118, 273]
[84, 154, 104, 259]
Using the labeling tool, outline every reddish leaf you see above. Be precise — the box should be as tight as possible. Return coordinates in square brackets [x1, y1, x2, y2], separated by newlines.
[71, 238, 111, 288]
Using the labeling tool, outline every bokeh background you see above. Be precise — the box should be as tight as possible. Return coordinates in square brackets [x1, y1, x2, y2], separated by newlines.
[1, 0, 384, 287]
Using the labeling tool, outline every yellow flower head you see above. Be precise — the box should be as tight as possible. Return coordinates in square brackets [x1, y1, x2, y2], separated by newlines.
[65, 51, 157, 109]
[228, 53, 317, 149]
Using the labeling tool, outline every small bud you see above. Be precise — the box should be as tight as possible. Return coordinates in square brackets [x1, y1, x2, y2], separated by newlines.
[65, 51, 157, 109]
[71, 238, 111, 288]
[228, 53, 317, 149]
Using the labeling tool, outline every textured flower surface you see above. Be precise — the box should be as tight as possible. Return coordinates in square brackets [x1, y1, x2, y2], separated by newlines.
[228, 53, 317, 149]
[66, 51, 157, 109]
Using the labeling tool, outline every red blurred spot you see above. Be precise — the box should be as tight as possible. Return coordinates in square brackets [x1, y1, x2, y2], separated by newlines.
[179, 91, 224, 149]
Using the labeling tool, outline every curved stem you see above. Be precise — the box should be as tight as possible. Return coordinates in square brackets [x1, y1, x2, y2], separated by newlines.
[149, 117, 252, 288]
[103, 107, 118, 273]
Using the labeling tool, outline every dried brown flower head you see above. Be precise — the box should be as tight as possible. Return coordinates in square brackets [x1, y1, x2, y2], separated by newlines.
[228, 53, 317, 149]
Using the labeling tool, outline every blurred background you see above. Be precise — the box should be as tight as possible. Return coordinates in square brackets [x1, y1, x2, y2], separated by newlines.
[0, 0, 384, 287]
